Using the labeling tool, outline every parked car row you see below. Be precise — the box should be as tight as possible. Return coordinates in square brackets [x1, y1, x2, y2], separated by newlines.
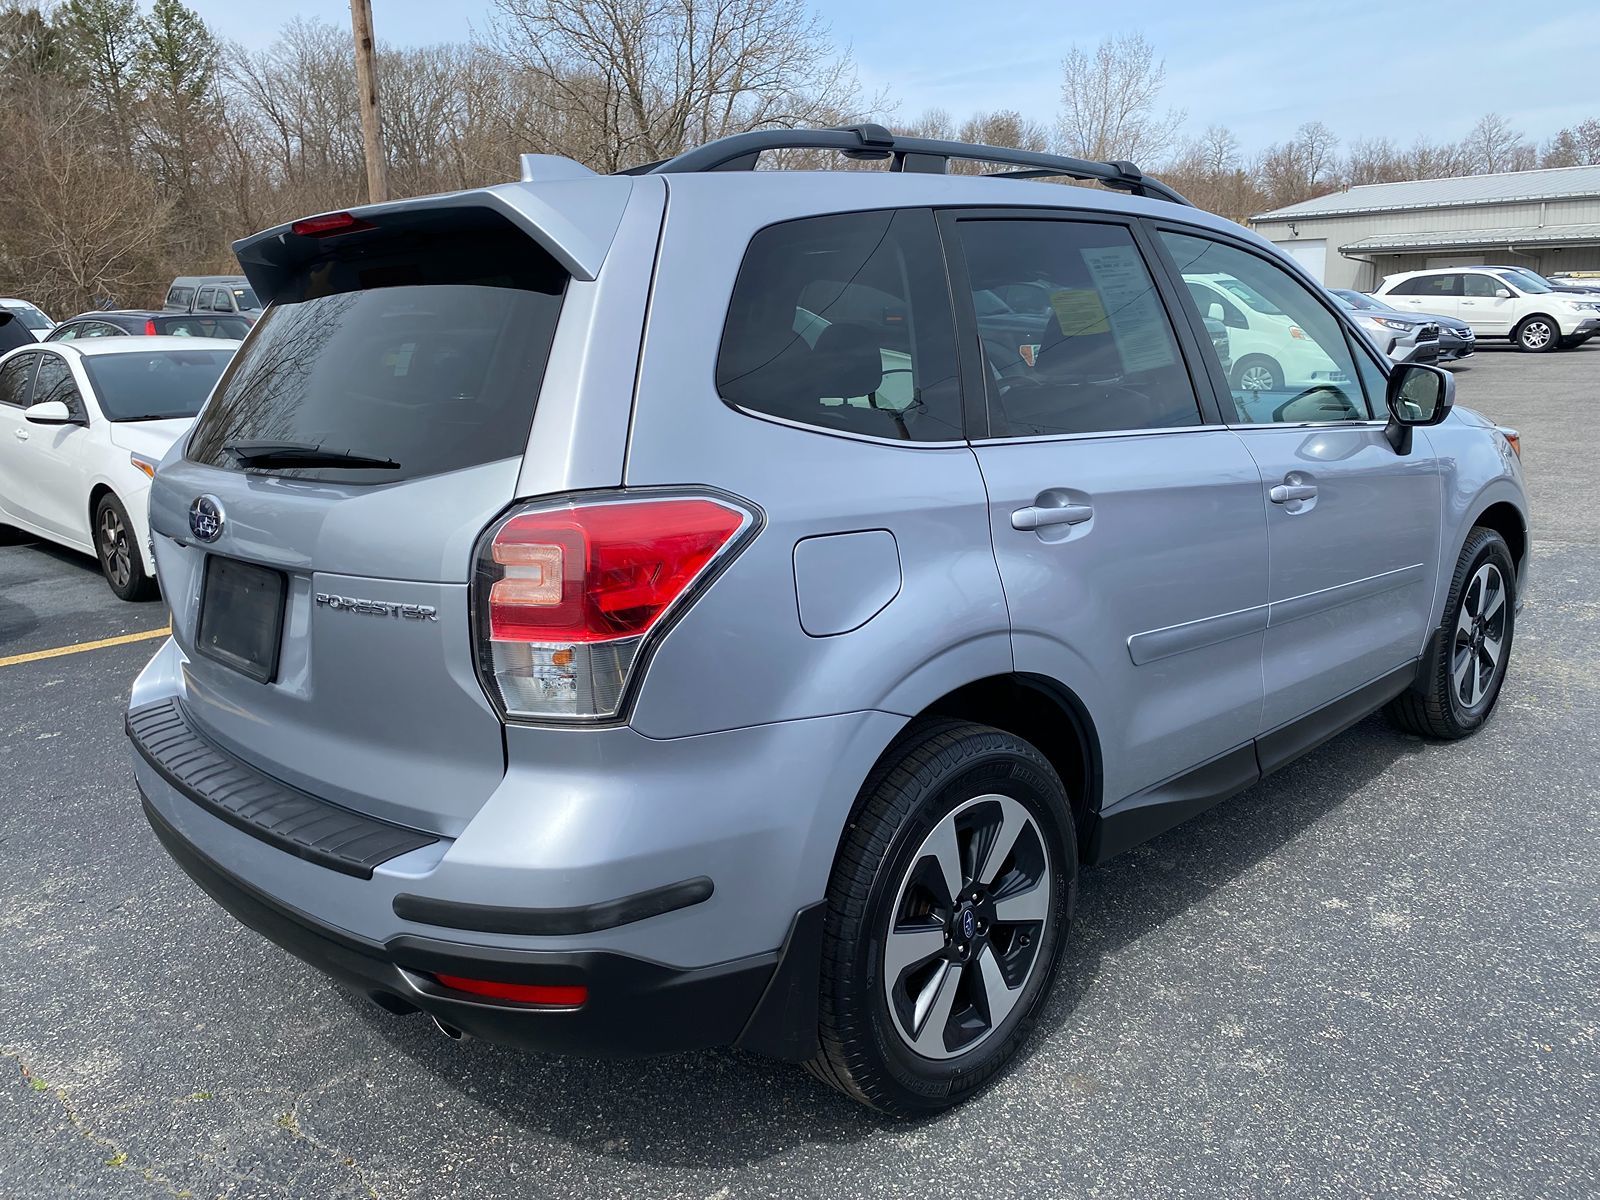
[1378, 265, 1600, 352]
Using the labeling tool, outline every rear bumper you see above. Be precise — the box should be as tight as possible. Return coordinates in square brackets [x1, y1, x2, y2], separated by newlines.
[141, 792, 795, 1057]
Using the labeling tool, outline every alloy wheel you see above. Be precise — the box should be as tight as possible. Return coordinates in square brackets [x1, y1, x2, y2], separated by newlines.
[1521, 321, 1552, 350]
[1239, 364, 1275, 391]
[99, 507, 131, 589]
[882, 794, 1051, 1060]
[1453, 562, 1507, 711]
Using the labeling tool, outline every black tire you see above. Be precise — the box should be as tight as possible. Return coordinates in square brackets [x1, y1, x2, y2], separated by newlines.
[1232, 354, 1283, 393]
[94, 493, 156, 601]
[1513, 315, 1558, 352]
[808, 719, 1077, 1115]
[1386, 527, 1515, 739]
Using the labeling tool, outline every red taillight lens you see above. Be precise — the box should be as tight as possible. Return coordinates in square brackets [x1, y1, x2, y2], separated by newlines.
[144, 319, 157, 335]
[291, 211, 375, 237]
[433, 975, 587, 1007]
[475, 494, 754, 720]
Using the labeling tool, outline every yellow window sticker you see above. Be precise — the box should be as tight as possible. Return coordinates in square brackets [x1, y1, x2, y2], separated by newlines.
[1048, 289, 1111, 336]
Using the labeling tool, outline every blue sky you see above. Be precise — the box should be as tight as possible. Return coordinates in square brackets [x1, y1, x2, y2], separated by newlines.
[188, 0, 1600, 155]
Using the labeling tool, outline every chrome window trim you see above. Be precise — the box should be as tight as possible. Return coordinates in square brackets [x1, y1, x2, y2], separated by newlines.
[727, 403, 969, 449]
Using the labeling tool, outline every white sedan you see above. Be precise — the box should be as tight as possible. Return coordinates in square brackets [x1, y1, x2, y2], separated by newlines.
[0, 337, 236, 599]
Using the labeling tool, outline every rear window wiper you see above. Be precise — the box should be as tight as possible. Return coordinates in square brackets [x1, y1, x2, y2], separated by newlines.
[223, 440, 400, 470]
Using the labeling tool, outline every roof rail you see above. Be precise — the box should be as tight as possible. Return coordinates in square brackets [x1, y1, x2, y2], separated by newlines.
[636, 124, 1192, 206]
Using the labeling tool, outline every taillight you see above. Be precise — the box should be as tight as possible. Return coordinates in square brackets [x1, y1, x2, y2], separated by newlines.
[473, 493, 756, 721]
[291, 211, 375, 237]
[143, 319, 157, 335]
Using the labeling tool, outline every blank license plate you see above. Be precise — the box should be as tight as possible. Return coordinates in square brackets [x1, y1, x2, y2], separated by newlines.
[196, 556, 286, 683]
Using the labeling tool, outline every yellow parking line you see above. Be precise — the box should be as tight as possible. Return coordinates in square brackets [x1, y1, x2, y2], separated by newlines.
[0, 626, 170, 669]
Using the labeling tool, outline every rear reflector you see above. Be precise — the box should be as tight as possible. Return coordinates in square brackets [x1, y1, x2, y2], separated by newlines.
[433, 975, 588, 1007]
[291, 211, 375, 237]
[474, 494, 755, 720]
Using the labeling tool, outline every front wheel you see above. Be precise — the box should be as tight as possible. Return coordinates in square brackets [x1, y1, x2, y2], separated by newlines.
[808, 720, 1077, 1115]
[95, 493, 156, 601]
[1513, 316, 1558, 352]
[1386, 527, 1515, 739]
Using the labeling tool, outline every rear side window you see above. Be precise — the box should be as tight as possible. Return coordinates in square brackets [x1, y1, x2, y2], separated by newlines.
[1391, 275, 1459, 297]
[716, 209, 962, 442]
[957, 219, 1201, 436]
[187, 223, 567, 484]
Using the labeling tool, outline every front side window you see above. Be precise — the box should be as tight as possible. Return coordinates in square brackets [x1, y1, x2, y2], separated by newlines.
[716, 209, 962, 442]
[0, 353, 37, 407]
[32, 355, 84, 417]
[957, 219, 1201, 436]
[1159, 230, 1371, 424]
[1465, 274, 1508, 298]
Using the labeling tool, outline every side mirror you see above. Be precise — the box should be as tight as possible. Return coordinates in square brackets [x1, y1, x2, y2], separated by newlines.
[1384, 363, 1453, 454]
[23, 399, 74, 426]
[1207, 301, 1225, 323]
[1494, 288, 1512, 299]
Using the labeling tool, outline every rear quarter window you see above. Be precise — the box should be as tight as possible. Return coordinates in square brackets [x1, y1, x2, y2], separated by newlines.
[715, 208, 963, 443]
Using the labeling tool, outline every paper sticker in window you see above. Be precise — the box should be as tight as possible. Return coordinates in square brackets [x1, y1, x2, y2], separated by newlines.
[1081, 245, 1178, 375]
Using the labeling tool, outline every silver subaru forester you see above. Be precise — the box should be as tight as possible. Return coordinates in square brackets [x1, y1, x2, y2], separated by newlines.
[128, 126, 1528, 1115]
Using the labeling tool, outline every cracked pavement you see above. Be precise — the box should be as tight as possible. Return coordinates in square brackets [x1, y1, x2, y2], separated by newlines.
[1, 345, 1596, 1198]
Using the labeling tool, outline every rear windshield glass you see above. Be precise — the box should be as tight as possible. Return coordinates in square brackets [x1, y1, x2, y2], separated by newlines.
[186, 225, 567, 484]
[82, 350, 234, 421]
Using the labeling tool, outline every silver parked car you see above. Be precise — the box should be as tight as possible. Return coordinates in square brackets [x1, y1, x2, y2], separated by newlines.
[127, 126, 1529, 1115]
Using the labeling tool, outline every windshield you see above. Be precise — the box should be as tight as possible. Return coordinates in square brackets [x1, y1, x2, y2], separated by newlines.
[1210, 276, 1286, 316]
[81, 350, 234, 421]
[5, 304, 51, 330]
[1332, 290, 1392, 312]
[1496, 269, 1552, 293]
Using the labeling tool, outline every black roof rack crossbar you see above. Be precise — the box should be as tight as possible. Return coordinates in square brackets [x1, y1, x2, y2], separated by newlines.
[637, 124, 1192, 206]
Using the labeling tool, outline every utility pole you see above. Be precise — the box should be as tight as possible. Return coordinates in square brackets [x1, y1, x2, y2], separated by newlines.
[349, 0, 389, 204]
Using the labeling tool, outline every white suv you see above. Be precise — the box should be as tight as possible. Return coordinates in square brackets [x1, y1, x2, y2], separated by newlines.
[1376, 267, 1600, 352]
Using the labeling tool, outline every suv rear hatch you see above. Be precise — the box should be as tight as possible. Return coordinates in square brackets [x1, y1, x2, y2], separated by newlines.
[147, 192, 630, 837]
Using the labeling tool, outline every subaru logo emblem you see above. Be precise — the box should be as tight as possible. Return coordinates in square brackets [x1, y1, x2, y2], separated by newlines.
[960, 909, 976, 939]
[189, 495, 224, 542]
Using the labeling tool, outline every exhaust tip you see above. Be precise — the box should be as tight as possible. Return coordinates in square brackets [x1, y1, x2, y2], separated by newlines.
[368, 990, 418, 1016]
[430, 1015, 466, 1041]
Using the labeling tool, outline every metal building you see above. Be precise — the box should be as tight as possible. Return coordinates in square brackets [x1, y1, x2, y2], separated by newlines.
[1251, 164, 1600, 290]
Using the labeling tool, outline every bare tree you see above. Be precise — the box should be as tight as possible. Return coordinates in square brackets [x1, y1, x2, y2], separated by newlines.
[1542, 117, 1600, 168]
[1258, 120, 1340, 208]
[1462, 112, 1532, 174]
[488, 0, 866, 172]
[1056, 32, 1184, 164]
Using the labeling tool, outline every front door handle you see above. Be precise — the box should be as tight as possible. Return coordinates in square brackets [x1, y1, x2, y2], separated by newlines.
[1269, 483, 1317, 504]
[1012, 503, 1094, 531]
[13, 429, 27, 441]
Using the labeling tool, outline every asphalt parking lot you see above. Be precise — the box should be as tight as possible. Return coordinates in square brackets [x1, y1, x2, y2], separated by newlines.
[2, 344, 1596, 1200]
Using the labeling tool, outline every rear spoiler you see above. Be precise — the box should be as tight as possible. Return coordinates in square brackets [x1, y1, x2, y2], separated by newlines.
[231, 175, 637, 304]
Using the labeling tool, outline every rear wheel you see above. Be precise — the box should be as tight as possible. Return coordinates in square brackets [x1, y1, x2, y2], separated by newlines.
[1386, 527, 1515, 739]
[808, 720, 1076, 1115]
[1513, 316, 1557, 352]
[1233, 355, 1283, 392]
[95, 493, 156, 601]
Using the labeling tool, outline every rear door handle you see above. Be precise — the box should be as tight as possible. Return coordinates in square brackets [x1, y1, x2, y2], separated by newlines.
[1012, 503, 1094, 531]
[1269, 483, 1317, 504]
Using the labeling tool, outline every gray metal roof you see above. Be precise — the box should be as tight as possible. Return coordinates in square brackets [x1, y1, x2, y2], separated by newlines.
[1254, 164, 1600, 221]
[1340, 223, 1600, 254]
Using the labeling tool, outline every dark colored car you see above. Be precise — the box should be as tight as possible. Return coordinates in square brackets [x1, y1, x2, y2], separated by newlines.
[45, 310, 252, 342]
[1332, 289, 1475, 363]
[0, 310, 37, 355]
